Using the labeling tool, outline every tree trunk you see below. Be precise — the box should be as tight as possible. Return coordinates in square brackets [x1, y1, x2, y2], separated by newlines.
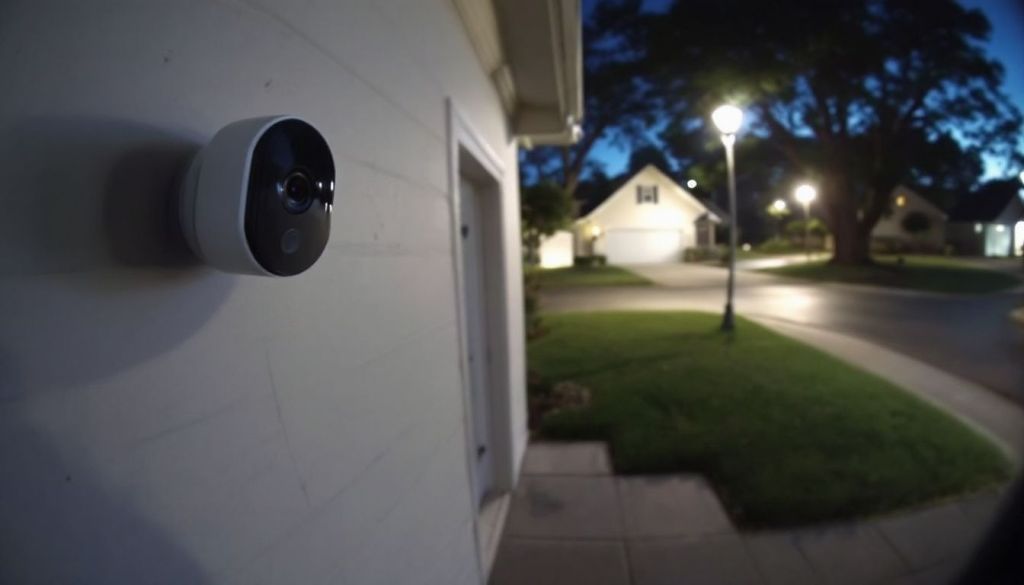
[824, 179, 873, 266]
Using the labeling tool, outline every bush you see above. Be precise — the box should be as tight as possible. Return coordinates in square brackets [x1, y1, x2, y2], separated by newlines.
[901, 211, 932, 235]
[573, 255, 607, 267]
[683, 246, 726, 263]
[523, 270, 544, 339]
[756, 238, 801, 254]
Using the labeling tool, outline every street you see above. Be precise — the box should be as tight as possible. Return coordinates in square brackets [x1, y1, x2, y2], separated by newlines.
[541, 263, 1024, 402]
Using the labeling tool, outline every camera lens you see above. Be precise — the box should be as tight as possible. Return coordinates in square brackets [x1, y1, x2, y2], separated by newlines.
[281, 171, 314, 214]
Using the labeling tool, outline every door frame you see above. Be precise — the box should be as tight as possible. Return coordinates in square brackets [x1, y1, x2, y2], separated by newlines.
[445, 98, 517, 572]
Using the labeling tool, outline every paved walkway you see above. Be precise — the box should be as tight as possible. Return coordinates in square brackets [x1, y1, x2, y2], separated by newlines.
[490, 443, 1008, 585]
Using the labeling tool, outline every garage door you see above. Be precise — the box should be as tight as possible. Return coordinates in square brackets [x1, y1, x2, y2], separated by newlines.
[604, 229, 685, 264]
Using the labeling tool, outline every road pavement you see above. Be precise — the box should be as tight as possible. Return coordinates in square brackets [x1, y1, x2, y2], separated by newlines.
[541, 262, 1024, 402]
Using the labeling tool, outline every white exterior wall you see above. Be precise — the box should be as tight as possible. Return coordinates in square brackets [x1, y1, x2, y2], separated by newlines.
[872, 188, 947, 250]
[538, 230, 574, 268]
[0, 1, 526, 584]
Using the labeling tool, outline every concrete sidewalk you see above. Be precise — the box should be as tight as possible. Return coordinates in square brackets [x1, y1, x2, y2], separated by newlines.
[490, 443, 1009, 585]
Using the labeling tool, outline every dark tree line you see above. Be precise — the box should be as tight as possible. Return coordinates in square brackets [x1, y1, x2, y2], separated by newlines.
[521, 0, 1022, 265]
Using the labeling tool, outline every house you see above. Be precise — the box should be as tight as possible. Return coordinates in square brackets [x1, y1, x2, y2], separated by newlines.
[0, 1, 580, 583]
[871, 186, 947, 252]
[573, 164, 721, 264]
[947, 179, 1024, 257]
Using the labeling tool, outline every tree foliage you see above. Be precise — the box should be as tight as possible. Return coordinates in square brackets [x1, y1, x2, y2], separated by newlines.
[521, 182, 573, 265]
[519, 0, 656, 194]
[644, 0, 1022, 263]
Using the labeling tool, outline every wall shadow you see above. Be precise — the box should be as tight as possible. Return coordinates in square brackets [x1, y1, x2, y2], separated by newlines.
[0, 116, 236, 394]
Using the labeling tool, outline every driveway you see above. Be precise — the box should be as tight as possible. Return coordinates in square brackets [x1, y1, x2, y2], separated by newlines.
[541, 263, 1024, 402]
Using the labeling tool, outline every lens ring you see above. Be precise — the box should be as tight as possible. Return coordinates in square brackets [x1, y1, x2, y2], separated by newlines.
[281, 171, 314, 214]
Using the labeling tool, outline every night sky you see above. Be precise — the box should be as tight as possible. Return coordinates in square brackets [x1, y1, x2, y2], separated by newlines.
[587, 0, 1024, 181]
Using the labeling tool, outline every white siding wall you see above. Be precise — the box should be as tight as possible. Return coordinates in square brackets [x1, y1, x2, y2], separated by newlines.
[872, 189, 947, 249]
[538, 230, 574, 268]
[585, 166, 707, 236]
[0, 1, 525, 584]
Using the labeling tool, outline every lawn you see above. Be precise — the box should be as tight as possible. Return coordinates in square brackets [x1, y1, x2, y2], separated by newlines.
[529, 311, 1011, 527]
[761, 255, 1021, 294]
[532, 265, 651, 288]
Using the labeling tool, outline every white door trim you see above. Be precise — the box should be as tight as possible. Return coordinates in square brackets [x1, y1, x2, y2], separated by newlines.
[445, 98, 515, 579]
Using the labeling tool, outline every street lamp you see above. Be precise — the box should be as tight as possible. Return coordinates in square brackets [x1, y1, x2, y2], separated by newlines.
[711, 104, 743, 331]
[794, 184, 817, 259]
[687, 179, 698, 189]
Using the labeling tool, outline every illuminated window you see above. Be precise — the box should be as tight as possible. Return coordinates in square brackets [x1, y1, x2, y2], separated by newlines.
[895, 195, 906, 207]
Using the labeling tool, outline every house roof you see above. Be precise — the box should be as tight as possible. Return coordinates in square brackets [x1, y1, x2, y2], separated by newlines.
[949, 179, 1024, 223]
[575, 164, 719, 221]
[454, 0, 582, 145]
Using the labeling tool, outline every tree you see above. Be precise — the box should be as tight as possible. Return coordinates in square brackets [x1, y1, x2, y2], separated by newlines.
[647, 0, 1023, 264]
[521, 182, 573, 265]
[901, 211, 931, 237]
[627, 144, 673, 175]
[519, 0, 657, 195]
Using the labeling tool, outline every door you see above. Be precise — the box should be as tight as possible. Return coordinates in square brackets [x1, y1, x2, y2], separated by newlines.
[459, 178, 494, 505]
[604, 229, 685, 264]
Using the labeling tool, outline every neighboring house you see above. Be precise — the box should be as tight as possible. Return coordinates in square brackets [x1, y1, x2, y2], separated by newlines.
[0, 1, 580, 584]
[538, 229, 574, 268]
[574, 164, 720, 264]
[871, 186, 947, 252]
[947, 180, 1024, 257]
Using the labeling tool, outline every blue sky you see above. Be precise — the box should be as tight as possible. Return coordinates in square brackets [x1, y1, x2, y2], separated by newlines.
[588, 0, 1024, 181]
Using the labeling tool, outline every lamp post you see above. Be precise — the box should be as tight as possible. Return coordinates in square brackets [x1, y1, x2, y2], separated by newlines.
[794, 184, 817, 260]
[711, 104, 743, 332]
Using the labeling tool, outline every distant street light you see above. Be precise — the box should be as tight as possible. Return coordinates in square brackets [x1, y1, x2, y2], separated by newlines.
[687, 179, 698, 189]
[711, 104, 743, 331]
[794, 184, 818, 259]
[772, 199, 787, 213]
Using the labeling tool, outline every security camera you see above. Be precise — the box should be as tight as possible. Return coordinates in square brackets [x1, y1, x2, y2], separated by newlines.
[179, 116, 335, 276]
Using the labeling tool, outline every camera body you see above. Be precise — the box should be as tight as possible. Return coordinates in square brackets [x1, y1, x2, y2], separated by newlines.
[179, 116, 335, 276]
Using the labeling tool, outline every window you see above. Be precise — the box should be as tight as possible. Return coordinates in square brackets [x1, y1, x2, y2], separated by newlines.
[636, 185, 658, 204]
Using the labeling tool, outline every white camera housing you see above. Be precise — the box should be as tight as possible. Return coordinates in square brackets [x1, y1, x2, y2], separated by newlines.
[179, 116, 335, 276]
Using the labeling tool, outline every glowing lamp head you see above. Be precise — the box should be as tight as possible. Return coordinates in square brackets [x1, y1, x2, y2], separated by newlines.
[772, 199, 787, 212]
[711, 104, 744, 135]
[795, 184, 817, 205]
[686, 179, 697, 189]
[590, 225, 602, 238]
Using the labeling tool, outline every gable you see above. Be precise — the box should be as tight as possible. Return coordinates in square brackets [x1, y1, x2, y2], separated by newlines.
[578, 165, 713, 229]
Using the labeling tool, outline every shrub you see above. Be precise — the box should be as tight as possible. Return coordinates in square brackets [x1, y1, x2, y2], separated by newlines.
[523, 270, 544, 339]
[683, 246, 726, 263]
[756, 238, 801, 254]
[901, 211, 932, 235]
[573, 255, 607, 267]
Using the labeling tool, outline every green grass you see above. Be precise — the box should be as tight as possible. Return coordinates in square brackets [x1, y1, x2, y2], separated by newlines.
[761, 255, 1021, 294]
[532, 265, 652, 288]
[530, 311, 1011, 527]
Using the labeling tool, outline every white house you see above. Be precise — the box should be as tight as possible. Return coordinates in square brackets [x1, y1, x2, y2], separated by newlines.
[574, 164, 720, 264]
[0, 1, 580, 584]
[871, 186, 948, 252]
[948, 179, 1024, 257]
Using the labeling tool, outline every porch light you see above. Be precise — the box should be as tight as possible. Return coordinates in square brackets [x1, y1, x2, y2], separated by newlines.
[590, 225, 602, 238]
[687, 179, 698, 189]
